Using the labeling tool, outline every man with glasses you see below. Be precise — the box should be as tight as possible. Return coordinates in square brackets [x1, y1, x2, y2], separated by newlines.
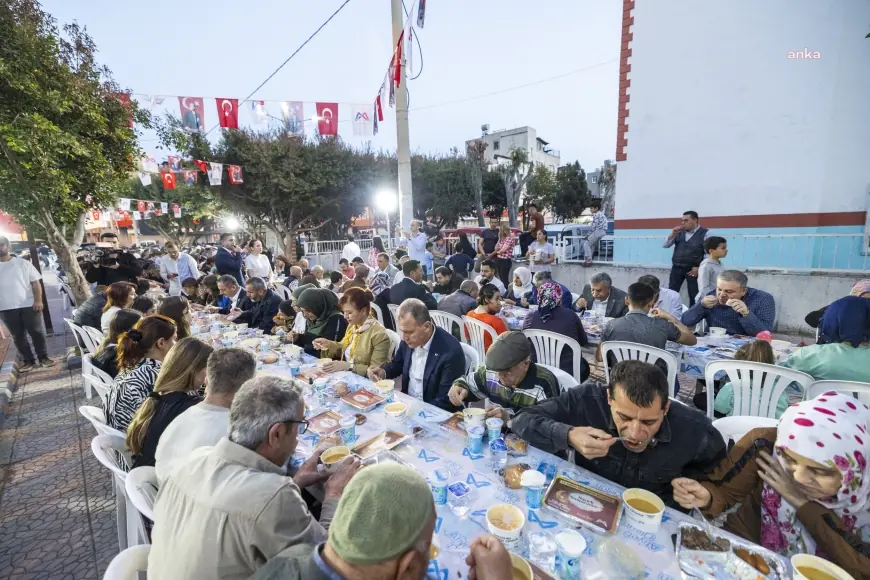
[148, 375, 361, 579]
[681, 270, 775, 336]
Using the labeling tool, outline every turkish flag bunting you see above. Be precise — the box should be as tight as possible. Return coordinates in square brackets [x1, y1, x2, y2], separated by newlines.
[393, 31, 404, 87]
[161, 171, 176, 190]
[217, 98, 239, 129]
[193, 159, 208, 173]
[228, 165, 243, 184]
[375, 95, 384, 122]
[137, 200, 146, 213]
[316, 102, 338, 136]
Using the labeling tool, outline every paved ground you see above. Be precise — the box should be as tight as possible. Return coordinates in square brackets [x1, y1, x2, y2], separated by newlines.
[0, 277, 117, 580]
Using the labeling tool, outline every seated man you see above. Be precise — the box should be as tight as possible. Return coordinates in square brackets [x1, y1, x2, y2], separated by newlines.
[234, 277, 283, 334]
[449, 331, 559, 423]
[367, 299, 465, 411]
[389, 260, 438, 310]
[638, 274, 684, 319]
[473, 259, 506, 294]
[438, 280, 479, 319]
[526, 270, 573, 309]
[511, 360, 726, 506]
[148, 376, 361, 580]
[681, 270, 775, 336]
[373, 252, 399, 283]
[573, 272, 628, 318]
[283, 265, 303, 290]
[392, 255, 410, 285]
[429, 266, 462, 295]
[596, 282, 696, 364]
[210, 274, 253, 315]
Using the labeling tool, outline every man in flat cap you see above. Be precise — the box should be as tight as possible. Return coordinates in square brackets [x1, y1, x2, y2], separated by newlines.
[448, 331, 560, 424]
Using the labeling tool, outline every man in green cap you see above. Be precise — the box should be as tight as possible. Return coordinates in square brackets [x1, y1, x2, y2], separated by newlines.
[448, 331, 560, 423]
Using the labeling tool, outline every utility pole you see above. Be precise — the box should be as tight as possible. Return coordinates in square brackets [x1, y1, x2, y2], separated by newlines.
[391, 0, 413, 230]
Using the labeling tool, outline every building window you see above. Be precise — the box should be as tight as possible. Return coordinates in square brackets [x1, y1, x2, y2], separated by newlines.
[493, 140, 500, 151]
[590, 175, 598, 184]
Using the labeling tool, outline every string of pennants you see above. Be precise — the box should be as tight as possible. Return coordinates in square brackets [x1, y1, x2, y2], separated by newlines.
[136, 155, 242, 190]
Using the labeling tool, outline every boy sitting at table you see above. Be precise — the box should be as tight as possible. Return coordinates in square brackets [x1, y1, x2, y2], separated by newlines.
[448, 332, 560, 425]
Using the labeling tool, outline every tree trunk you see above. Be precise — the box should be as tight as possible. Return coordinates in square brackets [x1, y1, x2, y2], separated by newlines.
[68, 212, 87, 246]
[507, 186, 518, 227]
[473, 169, 485, 227]
[39, 211, 91, 304]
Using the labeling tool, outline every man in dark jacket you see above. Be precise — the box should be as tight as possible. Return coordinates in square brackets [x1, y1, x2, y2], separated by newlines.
[389, 260, 437, 310]
[214, 233, 244, 286]
[234, 277, 282, 334]
[73, 289, 107, 330]
[429, 266, 462, 295]
[663, 211, 710, 307]
[573, 272, 628, 318]
[438, 280, 478, 319]
[212, 275, 253, 315]
[85, 233, 142, 285]
[512, 360, 725, 507]
[367, 299, 465, 412]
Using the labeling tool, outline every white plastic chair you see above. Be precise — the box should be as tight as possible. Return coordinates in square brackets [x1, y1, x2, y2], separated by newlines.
[807, 380, 870, 406]
[370, 302, 385, 326]
[91, 435, 147, 549]
[83, 376, 111, 406]
[274, 284, 292, 301]
[64, 318, 100, 354]
[430, 310, 466, 342]
[79, 406, 125, 438]
[103, 545, 150, 580]
[524, 329, 584, 383]
[601, 341, 680, 399]
[462, 316, 500, 362]
[387, 303, 400, 329]
[460, 342, 479, 379]
[713, 416, 778, 445]
[703, 360, 815, 420]
[83, 325, 105, 347]
[538, 363, 580, 393]
[384, 329, 400, 358]
[125, 466, 159, 522]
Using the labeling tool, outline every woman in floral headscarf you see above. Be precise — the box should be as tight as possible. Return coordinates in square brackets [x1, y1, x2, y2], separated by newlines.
[672, 392, 870, 578]
[521, 282, 589, 380]
[804, 279, 870, 342]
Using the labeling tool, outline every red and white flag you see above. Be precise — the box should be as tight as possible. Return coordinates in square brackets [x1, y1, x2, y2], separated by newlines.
[178, 97, 205, 132]
[393, 31, 405, 87]
[137, 200, 146, 213]
[228, 165, 243, 184]
[316, 102, 338, 136]
[193, 159, 208, 173]
[172, 203, 182, 219]
[375, 95, 384, 122]
[217, 98, 239, 129]
[161, 171, 176, 190]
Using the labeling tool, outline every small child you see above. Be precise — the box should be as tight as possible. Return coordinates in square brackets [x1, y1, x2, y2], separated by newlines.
[696, 236, 728, 301]
[423, 242, 435, 282]
[327, 271, 343, 293]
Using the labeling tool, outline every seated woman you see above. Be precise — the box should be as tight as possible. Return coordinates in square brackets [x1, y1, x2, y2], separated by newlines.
[672, 393, 870, 578]
[311, 288, 392, 376]
[92, 310, 142, 379]
[101, 281, 136, 333]
[126, 337, 213, 469]
[503, 266, 534, 306]
[198, 274, 221, 307]
[273, 254, 291, 278]
[180, 277, 202, 307]
[326, 271, 343, 293]
[804, 279, 870, 342]
[105, 315, 177, 433]
[158, 296, 192, 339]
[131, 296, 155, 316]
[521, 282, 590, 381]
[464, 283, 508, 353]
[294, 287, 348, 356]
[783, 295, 870, 383]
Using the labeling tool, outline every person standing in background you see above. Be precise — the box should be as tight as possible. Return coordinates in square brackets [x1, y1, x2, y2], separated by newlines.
[367, 236, 387, 268]
[214, 233, 244, 286]
[527, 230, 555, 273]
[476, 217, 500, 273]
[583, 200, 608, 266]
[663, 211, 712, 307]
[492, 223, 517, 289]
[160, 241, 201, 296]
[0, 236, 55, 371]
[341, 234, 361, 263]
[520, 203, 546, 257]
[400, 221, 428, 262]
[244, 239, 273, 280]
[696, 236, 728, 302]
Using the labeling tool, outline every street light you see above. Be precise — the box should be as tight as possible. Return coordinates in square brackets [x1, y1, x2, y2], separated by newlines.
[225, 217, 240, 231]
[374, 189, 397, 247]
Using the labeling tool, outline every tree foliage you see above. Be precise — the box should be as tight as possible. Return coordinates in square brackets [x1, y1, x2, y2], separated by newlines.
[495, 148, 534, 227]
[526, 165, 558, 215]
[465, 139, 488, 226]
[481, 169, 507, 220]
[411, 148, 476, 228]
[552, 161, 590, 222]
[0, 0, 147, 301]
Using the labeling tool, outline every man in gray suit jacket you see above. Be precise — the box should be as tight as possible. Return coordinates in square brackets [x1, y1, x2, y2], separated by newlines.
[573, 272, 629, 318]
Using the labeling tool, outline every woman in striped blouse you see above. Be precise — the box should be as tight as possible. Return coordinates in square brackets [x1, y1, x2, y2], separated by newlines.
[105, 315, 177, 432]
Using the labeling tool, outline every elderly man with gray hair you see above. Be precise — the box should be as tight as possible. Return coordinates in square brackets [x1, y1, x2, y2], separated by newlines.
[234, 276, 283, 334]
[527, 270, 574, 309]
[148, 375, 361, 580]
[681, 269, 775, 335]
[573, 271, 628, 319]
[367, 298, 466, 411]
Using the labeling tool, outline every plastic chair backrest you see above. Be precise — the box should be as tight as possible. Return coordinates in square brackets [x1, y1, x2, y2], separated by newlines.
[524, 329, 584, 383]
[387, 304, 400, 328]
[462, 316, 499, 362]
[430, 310, 466, 342]
[79, 405, 125, 438]
[274, 284, 292, 301]
[713, 416, 778, 445]
[601, 341, 680, 399]
[103, 545, 150, 580]
[83, 375, 111, 406]
[370, 302, 385, 326]
[83, 325, 105, 347]
[64, 318, 100, 354]
[538, 363, 580, 394]
[125, 466, 159, 522]
[703, 360, 814, 420]
[807, 380, 870, 406]
[90, 434, 132, 478]
[384, 329, 400, 358]
[460, 342, 479, 378]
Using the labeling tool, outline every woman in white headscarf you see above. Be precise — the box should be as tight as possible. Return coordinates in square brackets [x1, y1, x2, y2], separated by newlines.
[503, 266, 534, 307]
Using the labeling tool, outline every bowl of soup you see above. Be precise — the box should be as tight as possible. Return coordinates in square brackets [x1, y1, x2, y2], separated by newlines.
[791, 554, 852, 580]
[486, 504, 525, 551]
[320, 446, 351, 473]
[462, 407, 486, 428]
[622, 488, 665, 533]
[509, 553, 532, 580]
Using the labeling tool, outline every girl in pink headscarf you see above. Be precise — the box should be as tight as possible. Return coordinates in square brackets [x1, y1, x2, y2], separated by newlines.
[672, 392, 870, 578]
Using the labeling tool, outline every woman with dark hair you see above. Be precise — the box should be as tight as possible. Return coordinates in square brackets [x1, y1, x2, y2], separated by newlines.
[158, 296, 192, 339]
[273, 255, 291, 278]
[101, 281, 137, 333]
[464, 283, 508, 352]
[105, 315, 177, 432]
[521, 282, 590, 380]
[198, 274, 220, 307]
[312, 287, 391, 376]
[92, 310, 142, 378]
[456, 232, 476, 260]
[244, 239, 272, 279]
[131, 296, 155, 316]
[293, 288, 348, 356]
[527, 229, 555, 274]
[127, 337, 213, 468]
[367, 236, 387, 268]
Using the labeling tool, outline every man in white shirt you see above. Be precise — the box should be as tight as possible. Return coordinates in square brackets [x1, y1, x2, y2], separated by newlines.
[341, 234, 361, 262]
[155, 347, 257, 484]
[400, 220, 428, 262]
[160, 241, 201, 296]
[0, 237, 55, 371]
[392, 255, 410, 286]
[637, 274, 684, 319]
[474, 259, 507, 294]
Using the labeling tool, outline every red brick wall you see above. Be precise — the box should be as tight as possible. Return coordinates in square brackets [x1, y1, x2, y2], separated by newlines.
[616, 0, 634, 162]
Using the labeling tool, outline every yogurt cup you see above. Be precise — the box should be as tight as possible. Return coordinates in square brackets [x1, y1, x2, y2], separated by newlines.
[521, 469, 546, 509]
[791, 554, 853, 580]
[486, 417, 503, 440]
[320, 446, 351, 473]
[555, 529, 586, 579]
[428, 470, 448, 506]
[338, 415, 357, 445]
[486, 504, 525, 551]
[375, 380, 395, 402]
[466, 425, 485, 454]
[384, 401, 408, 419]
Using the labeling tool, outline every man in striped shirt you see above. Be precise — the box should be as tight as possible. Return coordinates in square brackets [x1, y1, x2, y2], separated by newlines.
[448, 332, 559, 424]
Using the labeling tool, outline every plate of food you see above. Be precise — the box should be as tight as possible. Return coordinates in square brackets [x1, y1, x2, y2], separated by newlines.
[351, 430, 410, 460]
[340, 388, 385, 411]
[676, 522, 788, 580]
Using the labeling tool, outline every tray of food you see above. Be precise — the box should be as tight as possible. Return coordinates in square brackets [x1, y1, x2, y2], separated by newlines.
[351, 430, 410, 460]
[542, 475, 621, 534]
[440, 412, 467, 436]
[676, 522, 789, 580]
[307, 410, 344, 435]
[339, 388, 385, 412]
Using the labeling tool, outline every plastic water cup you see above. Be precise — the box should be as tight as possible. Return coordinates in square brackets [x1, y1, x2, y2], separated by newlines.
[429, 470, 448, 506]
[486, 417, 503, 441]
[521, 469, 546, 509]
[466, 425, 485, 454]
[447, 482, 472, 518]
[528, 531, 557, 573]
[490, 437, 507, 467]
[338, 415, 357, 445]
